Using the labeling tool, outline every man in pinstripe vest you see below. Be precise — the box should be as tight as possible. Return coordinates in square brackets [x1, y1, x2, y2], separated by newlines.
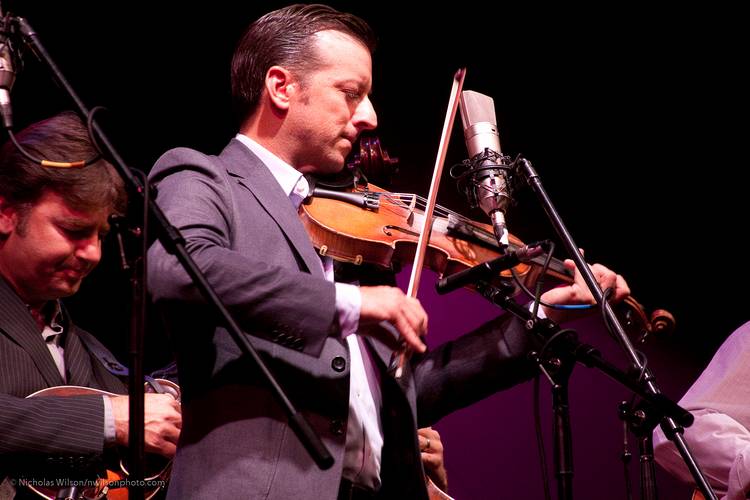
[0, 112, 181, 497]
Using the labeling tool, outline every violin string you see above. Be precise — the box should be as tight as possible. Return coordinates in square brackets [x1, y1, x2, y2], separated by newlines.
[410, 193, 474, 222]
[360, 189, 499, 247]
[374, 191, 479, 227]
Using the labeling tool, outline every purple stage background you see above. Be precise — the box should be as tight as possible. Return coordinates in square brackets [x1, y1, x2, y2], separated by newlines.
[400, 266, 695, 499]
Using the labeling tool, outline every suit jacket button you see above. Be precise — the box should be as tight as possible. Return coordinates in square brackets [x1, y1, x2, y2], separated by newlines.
[330, 419, 345, 436]
[331, 356, 346, 372]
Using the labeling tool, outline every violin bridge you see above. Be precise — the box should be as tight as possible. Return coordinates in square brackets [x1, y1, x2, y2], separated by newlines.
[406, 194, 416, 225]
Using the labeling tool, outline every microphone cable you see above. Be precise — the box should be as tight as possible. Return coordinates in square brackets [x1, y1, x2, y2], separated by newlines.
[4, 107, 104, 168]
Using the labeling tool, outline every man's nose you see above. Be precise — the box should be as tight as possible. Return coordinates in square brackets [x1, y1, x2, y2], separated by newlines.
[354, 96, 377, 131]
[76, 235, 102, 265]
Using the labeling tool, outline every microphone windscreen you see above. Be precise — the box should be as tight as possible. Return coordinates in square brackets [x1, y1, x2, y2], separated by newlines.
[460, 90, 498, 130]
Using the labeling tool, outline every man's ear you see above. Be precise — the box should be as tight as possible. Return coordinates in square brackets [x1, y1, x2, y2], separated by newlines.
[265, 66, 298, 111]
[0, 197, 18, 237]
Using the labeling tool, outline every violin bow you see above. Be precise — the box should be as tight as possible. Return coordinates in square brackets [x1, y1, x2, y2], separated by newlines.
[393, 68, 467, 378]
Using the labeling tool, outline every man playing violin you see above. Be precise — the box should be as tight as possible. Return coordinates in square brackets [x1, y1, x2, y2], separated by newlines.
[146, 4, 630, 499]
[0, 112, 181, 498]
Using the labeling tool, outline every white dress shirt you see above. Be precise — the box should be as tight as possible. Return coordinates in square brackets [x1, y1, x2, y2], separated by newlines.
[236, 134, 384, 490]
[39, 301, 66, 382]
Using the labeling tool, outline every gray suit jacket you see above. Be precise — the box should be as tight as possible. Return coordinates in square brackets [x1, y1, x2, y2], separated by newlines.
[0, 277, 126, 493]
[147, 139, 536, 499]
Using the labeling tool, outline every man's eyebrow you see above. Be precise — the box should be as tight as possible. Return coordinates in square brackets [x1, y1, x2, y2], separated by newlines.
[54, 216, 91, 228]
[54, 216, 107, 233]
[338, 78, 372, 92]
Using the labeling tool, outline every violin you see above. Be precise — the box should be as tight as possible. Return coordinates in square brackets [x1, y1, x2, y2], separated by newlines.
[300, 135, 674, 339]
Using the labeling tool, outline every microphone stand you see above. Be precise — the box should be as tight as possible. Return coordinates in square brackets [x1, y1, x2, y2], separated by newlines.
[534, 326, 575, 500]
[513, 157, 716, 500]
[130, 202, 148, 499]
[8, 16, 334, 500]
[618, 399, 661, 500]
[465, 281, 695, 500]
[639, 434, 658, 500]
[54, 486, 80, 500]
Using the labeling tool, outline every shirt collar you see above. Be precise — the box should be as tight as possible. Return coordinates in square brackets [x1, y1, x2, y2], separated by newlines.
[48, 301, 63, 330]
[28, 300, 64, 340]
[235, 134, 310, 203]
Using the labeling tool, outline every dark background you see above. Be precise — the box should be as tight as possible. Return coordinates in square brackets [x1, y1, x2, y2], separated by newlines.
[2, 2, 746, 498]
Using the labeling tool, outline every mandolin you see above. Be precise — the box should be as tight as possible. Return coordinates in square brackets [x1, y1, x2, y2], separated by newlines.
[23, 379, 179, 500]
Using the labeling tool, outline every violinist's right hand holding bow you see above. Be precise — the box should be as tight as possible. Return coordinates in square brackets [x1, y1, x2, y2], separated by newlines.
[359, 285, 428, 353]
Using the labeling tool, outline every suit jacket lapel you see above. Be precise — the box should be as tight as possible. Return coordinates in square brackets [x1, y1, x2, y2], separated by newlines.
[364, 330, 417, 417]
[65, 323, 126, 392]
[0, 278, 66, 386]
[365, 334, 394, 370]
[218, 139, 325, 278]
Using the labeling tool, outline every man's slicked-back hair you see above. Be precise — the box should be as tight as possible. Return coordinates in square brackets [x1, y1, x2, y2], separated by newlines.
[231, 3, 376, 124]
[0, 111, 127, 216]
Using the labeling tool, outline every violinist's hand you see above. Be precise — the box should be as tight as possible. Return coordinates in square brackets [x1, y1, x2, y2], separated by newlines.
[111, 393, 182, 458]
[540, 259, 630, 324]
[359, 285, 427, 353]
[419, 427, 448, 493]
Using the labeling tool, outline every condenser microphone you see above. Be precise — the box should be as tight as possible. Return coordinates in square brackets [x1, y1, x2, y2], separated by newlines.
[459, 90, 511, 248]
[0, 20, 15, 129]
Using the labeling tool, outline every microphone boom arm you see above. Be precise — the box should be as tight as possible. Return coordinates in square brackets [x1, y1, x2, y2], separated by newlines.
[514, 156, 717, 500]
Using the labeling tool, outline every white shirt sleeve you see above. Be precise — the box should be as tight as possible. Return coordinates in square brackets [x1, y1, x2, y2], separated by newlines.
[103, 395, 116, 445]
[654, 408, 750, 499]
[334, 282, 361, 337]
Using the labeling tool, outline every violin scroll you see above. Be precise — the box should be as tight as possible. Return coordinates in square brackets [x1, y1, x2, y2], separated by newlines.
[618, 298, 676, 343]
[311, 135, 399, 191]
[347, 134, 399, 186]
[650, 308, 676, 334]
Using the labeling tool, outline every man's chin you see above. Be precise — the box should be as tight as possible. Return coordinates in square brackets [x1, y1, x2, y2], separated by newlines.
[315, 157, 348, 176]
[49, 280, 83, 299]
[298, 156, 346, 175]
